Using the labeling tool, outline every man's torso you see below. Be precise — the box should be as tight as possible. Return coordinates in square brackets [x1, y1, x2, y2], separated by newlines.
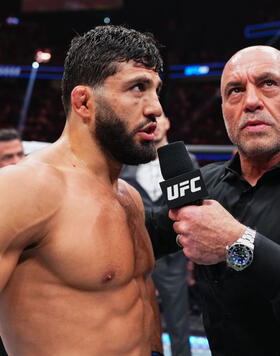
[0, 150, 155, 356]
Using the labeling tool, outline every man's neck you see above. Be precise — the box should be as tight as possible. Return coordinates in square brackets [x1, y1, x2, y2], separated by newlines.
[240, 151, 280, 186]
[59, 120, 122, 186]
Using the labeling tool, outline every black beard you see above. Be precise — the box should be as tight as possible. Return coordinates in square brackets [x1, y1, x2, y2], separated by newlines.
[94, 97, 156, 165]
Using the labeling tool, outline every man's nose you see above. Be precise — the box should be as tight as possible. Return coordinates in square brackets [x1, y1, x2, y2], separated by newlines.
[244, 85, 263, 113]
[9, 153, 24, 165]
[144, 94, 162, 119]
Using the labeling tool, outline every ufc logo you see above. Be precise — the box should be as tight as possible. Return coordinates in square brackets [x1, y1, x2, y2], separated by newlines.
[167, 177, 201, 201]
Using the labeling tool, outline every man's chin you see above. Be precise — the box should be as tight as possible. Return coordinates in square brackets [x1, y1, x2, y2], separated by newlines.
[239, 142, 280, 158]
[121, 143, 157, 165]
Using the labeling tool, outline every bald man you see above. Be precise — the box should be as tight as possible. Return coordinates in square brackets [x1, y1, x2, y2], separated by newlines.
[147, 46, 280, 356]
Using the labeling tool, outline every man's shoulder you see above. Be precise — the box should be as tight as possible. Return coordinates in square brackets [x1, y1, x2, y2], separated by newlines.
[0, 159, 65, 214]
[0, 160, 66, 247]
[0, 158, 64, 188]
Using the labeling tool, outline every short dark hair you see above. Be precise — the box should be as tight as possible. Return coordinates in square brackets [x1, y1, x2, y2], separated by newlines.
[61, 25, 163, 115]
[0, 128, 21, 142]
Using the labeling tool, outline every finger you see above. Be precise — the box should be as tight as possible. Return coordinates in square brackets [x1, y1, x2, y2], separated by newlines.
[202, 199, 216, 206]
[182, 247, 192, 260]
[172, 221, 183, 235]
[168, 208, 179, 220]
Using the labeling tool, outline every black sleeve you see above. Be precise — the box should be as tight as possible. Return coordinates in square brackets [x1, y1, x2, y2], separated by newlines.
[248, 232, 280, 302]
[145, 205, 181, 259]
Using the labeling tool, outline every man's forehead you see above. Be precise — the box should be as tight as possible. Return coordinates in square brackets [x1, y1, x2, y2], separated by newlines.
[221, 48, 280, 89]
[108, 60, 162, 88]
[225, 47, 280, 75]
[117, 60, 159, 76]
[231, 46, 280, 64]
[0, 139, 23, 151]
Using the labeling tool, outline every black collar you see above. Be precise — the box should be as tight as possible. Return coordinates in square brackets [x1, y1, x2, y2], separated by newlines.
[224, 152, 280, 181]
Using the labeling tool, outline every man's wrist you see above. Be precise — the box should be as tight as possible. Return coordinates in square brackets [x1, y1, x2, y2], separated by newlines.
[226, 227, 256, 271]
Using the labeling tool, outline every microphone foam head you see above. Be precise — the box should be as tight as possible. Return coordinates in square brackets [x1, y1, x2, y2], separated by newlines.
[158, 141, 194, 180]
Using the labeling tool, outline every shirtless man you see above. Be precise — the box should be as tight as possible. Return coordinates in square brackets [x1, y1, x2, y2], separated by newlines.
[0, 25, 163, 355]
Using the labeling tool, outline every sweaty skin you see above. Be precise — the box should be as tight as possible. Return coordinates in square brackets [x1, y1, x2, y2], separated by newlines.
[0, 60, 162, 356]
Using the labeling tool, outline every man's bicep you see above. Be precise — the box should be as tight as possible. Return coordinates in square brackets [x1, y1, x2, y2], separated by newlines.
[0, 168, 48, 279]
[0, 185, 30, 292]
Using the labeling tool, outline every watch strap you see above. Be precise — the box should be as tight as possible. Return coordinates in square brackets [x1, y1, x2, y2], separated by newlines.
[226, 227, 256, 271]
[235, 227, 256, 250]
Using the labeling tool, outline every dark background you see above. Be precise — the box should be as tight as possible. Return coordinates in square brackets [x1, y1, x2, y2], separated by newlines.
[0, 1, 278, 148]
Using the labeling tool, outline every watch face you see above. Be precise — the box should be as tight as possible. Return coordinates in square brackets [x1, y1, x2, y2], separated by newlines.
[228, 244, 253, 270]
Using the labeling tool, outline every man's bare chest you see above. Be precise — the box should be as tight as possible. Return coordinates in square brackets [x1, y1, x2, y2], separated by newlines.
[26, 188, 154, 291]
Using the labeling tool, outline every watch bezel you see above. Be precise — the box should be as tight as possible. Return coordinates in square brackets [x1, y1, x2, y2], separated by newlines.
[226, 227, 256, 272]
[226, 243, 253, 271]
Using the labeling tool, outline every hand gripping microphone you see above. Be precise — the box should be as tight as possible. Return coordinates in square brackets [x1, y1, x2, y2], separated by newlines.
[158, 141, 208, 209]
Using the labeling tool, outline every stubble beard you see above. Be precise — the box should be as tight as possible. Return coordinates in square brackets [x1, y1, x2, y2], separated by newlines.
[226, 113, 280, 159]
[236, 133, 280, 159]
[94, 97, 156, 165]
[228, 126, 280, 159]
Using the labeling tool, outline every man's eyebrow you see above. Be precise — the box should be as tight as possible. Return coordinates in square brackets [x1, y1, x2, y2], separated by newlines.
[126, 76, 162, 90]
[254, 72, 277, 82]
[223, 73, 278, 95]
[126, 76, 152, 85]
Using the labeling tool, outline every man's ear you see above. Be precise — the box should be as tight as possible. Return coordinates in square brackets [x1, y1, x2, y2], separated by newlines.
[71, 86, 95, 121]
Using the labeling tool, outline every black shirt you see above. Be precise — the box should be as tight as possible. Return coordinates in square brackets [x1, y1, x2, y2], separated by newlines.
[147, 153, 280, 356]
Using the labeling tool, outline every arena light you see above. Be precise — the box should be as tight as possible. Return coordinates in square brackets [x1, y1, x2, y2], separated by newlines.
[244, 21, 280, 38]
[0, 64, 64, 79]
[169, 62, 226, 78]
[35, 50, 52, 63]
[32, 61, 39, 69]
[18, 49, 51, 134]
[6, 15, 19, 25]
[184, 65, 209, 76]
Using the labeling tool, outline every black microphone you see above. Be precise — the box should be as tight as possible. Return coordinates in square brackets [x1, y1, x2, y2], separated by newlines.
[158, 141, 208, 209]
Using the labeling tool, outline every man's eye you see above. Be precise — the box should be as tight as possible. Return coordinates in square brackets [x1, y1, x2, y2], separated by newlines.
[3, 155, 13, 161]
[132, 83, 145, 91]
[264, 79, 275, 87]
[229, 87, 241, 95]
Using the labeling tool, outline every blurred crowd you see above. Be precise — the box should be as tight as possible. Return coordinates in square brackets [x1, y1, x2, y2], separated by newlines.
[0, 76, 229, 145]
[0, 1, 278, 145]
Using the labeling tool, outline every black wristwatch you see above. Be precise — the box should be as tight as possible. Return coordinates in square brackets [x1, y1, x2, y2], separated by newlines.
[226, 227, 256, 271]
